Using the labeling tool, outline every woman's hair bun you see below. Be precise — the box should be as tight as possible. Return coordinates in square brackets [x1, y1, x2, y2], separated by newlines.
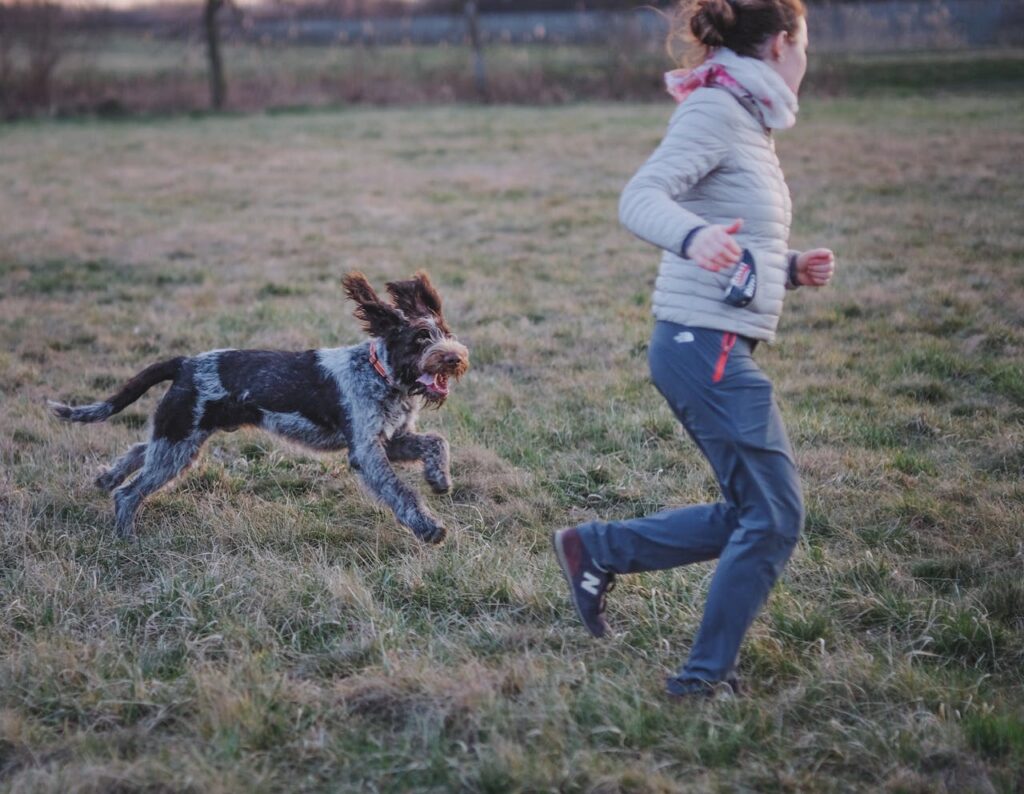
[690, 0, 737, 47]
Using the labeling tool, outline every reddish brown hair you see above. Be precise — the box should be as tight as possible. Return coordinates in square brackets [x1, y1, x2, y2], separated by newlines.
[668, 0, 806, 66]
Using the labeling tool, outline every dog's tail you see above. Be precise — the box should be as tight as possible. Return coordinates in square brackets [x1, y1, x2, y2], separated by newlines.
[49, 357, 185, 424]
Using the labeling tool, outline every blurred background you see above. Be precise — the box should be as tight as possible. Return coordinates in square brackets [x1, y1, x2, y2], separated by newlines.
[1, 0, 1023, 118]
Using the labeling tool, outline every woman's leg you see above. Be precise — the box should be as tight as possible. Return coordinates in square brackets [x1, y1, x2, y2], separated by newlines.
[662, 329, 803, 686]
[577, 322, 745, 575]
[577, 502, 738, 573]
[670, 417, 803, 686]
[577, 322, 803, 684]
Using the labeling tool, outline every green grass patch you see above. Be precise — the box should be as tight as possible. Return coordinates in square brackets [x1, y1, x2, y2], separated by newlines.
[964, 711, 1024, 761]
[0, 258, 203, 296]
[807, 51, 1024, 97]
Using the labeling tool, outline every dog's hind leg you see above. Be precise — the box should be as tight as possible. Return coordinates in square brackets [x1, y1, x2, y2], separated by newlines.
[386, 432, 452, 494]
[96, 443, 148, 492]
[353, 439, 446, 544]
[112, 435, 206, 538]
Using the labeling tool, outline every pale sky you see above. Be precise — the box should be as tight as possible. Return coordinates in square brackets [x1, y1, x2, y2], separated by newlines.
[58, 0, 420, 9]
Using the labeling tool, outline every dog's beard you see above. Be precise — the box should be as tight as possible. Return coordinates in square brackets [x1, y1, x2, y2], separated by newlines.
[413, 339, 468, 404]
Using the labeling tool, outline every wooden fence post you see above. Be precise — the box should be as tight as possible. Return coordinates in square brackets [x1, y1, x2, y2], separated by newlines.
[204, 0, 227, 110]
[464, 1, 488, 101]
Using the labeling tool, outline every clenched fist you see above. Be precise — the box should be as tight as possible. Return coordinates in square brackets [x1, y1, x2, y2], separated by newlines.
[794, 248, 836, 287]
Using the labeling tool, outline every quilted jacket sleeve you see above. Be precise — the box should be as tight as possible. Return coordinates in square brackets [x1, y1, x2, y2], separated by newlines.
[618, 92, 733, 255]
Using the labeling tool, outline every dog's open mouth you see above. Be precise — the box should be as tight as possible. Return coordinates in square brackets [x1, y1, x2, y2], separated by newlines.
[416, 372, 449, 398]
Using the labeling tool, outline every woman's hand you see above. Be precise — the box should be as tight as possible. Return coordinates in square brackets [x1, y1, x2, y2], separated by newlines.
[795, 248, 836, 287]
[689, 219, 744, 272]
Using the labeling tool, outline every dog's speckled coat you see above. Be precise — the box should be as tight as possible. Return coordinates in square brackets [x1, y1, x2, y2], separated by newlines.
[50, 272, 469, 543]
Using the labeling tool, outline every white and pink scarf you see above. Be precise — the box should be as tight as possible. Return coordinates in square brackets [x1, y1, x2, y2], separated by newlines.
[664, 47, 798, 130]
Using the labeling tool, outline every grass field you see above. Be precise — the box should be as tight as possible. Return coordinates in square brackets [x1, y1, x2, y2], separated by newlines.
[26, 38, 1024, 113]
[1, 79, 1023, 790]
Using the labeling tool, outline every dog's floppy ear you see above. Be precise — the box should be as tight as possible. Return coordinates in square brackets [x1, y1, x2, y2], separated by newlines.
[386, 271, 448, 330]
[342, 272, 403, 337]
[412, 271, 443, 316]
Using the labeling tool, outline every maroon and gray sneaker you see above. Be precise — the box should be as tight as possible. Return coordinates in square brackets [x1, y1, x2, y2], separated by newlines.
[665, 676, 743, 700]
[552, 527, 616, 638]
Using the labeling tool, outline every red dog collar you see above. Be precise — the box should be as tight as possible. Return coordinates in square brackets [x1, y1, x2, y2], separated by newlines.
[368, 340, 393, 386]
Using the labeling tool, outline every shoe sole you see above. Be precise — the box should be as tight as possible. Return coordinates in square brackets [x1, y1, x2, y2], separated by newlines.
[551, 530, 605, 639]
[665, 679, 741, 700]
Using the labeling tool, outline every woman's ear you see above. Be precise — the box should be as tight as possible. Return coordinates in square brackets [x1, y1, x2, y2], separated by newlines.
[769, 30, 788, 62]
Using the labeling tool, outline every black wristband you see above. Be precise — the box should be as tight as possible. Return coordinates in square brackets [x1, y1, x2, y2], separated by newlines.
[681, 226, 706, 259]
[787, 252, 801, 288]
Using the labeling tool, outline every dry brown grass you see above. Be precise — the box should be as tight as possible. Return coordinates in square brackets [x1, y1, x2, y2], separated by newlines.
[1, 86, 1022, 791]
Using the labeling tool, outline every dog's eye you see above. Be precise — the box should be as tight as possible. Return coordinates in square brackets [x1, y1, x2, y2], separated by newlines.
[415, 329, 433, 343]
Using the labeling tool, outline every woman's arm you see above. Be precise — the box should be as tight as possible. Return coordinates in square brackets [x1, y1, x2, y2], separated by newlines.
[618, 93, 732, 258]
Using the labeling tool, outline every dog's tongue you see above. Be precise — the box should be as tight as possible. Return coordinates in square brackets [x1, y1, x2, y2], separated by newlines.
[417, 373, 448, 394]
[415, 374, 448, 395]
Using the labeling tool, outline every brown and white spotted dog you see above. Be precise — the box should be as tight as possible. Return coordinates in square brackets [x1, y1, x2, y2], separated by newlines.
[49, 272, 469, 543]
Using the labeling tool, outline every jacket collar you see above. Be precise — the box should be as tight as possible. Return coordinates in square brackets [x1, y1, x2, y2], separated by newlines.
[665, 47, 799, 130]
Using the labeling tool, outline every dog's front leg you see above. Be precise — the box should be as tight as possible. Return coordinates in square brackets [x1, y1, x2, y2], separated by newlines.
[351, 439, 446, 544]
[385, 432, 451, 494]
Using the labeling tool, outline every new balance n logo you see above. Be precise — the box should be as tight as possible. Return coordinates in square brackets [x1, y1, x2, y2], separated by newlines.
[581, 571, 601, 596]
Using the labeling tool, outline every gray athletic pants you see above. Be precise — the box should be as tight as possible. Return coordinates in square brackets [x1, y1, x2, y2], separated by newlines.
[577, 321, 804, 684]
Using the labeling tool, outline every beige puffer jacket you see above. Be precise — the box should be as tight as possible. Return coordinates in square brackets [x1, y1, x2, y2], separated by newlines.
[619, 86, 799, 343]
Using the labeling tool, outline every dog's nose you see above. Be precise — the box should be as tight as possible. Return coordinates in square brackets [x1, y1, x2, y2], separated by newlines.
[443, 352, 462, 366]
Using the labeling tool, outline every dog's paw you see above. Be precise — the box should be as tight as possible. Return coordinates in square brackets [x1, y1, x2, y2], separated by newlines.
[428, 477, 452, 495]
[417, 522, 447, 545]
[115, 526, 136, 541]
[423, 462, 452, 495]
[95, 470, 117, 491]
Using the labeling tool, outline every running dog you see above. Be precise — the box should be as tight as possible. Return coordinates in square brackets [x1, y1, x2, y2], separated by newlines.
[49, 272, 469, 543]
